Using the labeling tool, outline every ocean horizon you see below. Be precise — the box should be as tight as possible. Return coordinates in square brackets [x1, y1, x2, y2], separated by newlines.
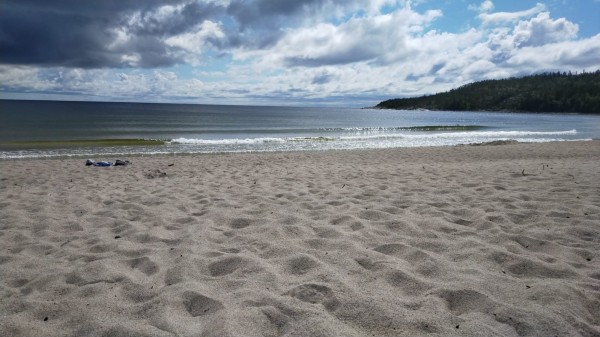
[1, 99, 598, 159]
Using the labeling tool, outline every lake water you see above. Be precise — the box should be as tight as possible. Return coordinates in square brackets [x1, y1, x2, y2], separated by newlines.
[1, 100, 598, 159]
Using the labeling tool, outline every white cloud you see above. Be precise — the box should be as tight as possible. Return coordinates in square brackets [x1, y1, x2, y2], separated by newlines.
[479, 3, 546, 25]
[512, 12, 578, 47]
[506, 34, 600, 70]
[480, 0, 495, 12]
[469, 0, 494, 13]
[236, 7, 443, 68]
[126, 4, 186, 32]
[0, 66, 55, 91]
[165, 21, 225, 54]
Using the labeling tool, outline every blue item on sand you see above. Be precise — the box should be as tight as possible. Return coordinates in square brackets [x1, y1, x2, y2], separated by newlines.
[94, 161, 113, 167]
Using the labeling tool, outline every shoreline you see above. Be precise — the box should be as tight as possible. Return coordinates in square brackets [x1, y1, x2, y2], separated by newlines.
[1, 141, 599, 336]
[1, 139, 597, 161]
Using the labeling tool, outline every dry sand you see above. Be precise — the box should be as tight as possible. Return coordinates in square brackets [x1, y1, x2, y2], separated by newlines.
[1, 141, 599, 337]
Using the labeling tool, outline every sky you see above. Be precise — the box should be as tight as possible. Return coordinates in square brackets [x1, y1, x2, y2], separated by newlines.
[0, 0, 599, 107]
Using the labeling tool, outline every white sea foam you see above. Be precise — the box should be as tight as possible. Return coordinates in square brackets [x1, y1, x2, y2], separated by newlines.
[143, 130, 580, 146]
[169, 137, 285, 145]
[169, 136, 335, 145]
[0, 130, 586, 160]
[340, 129, 577, 141]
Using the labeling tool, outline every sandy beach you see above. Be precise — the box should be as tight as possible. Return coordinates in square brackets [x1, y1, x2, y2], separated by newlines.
[1, 141, 599, 337]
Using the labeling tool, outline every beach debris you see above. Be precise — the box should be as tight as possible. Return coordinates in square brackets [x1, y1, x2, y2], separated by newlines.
[145, 169, 167, 179]
[114, 159, 130, 166]
[469, 140, 519, 146]
[43, 317, 48, 322]
[85, 159, 112, 166]
[168, 163, 174, 167]
[86, 159, 130, 166]
[522, 169, 525, 176]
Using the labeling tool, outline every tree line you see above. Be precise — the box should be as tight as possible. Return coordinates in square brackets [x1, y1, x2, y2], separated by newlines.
[376, 71, 600, 114]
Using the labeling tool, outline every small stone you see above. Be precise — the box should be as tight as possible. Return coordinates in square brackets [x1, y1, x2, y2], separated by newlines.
[44, 317, 48, 322]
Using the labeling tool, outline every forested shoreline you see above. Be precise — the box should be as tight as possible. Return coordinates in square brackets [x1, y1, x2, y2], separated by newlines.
[376, 71, 600, 113]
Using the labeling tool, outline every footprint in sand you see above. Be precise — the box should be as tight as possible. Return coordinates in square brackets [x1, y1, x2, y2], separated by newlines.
[208, 256, 245, 276]
[286, 254, 318, 275]
[374, 243, 412, 257]
[284, 283, 340, 312]
[436, 288, 496, 315]
[386, 270, 432, 295]
[126, 256, 159, 276]
[230, 218, 251, 229]
[182, 291, 224, 317]
[329, 215, 365, 231]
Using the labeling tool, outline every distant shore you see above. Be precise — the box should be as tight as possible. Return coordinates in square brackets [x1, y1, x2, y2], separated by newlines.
[374, 71, 600, 114]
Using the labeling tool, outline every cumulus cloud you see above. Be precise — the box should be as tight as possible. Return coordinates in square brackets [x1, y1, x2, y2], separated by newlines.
[1, 0, 599, 104]
[238, 7, 443, 68]
[479, 2, 546, 25]
[512, 12, 578, 47]
[506, 34, 600, 70]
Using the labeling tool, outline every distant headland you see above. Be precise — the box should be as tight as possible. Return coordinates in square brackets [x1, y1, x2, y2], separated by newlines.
[375, 71, 600, 114]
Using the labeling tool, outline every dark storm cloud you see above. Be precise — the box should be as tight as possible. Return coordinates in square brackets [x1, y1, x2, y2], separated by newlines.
[0, 0, 364, 69]
[225, 0, 323, 48]
[0, 0, 199, 68]
[128, 1, 222, 37]
[227, 0, 320, 28]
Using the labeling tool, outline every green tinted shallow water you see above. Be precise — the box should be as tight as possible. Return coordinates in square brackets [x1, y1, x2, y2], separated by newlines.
[0, 139, 166, 150]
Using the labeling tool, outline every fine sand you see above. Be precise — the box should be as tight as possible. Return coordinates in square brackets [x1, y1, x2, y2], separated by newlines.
[1, 141, 599, 337]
